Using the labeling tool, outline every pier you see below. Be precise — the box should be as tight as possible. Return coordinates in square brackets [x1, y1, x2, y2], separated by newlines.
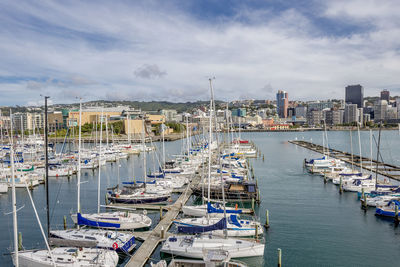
[289, 140, 400, 181]
[125, 186, 193, 267]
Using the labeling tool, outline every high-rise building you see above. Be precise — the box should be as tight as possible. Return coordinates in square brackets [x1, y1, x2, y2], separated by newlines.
[374, 100, 388, 122]
[344, 104, 358, 124]
[276, 90, 288, 118]
[345, 84, 364, 108]
[308, 101, 334, 111]
[380, 89, 390, 102]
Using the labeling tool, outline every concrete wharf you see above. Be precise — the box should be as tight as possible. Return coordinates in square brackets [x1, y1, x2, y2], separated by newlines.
[289, 140, 400, 181]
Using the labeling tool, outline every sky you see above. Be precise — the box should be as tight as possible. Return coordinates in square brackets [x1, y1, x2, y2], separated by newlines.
[0, 0, 400, 105]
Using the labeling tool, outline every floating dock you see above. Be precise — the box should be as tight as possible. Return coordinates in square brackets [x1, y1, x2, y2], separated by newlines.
[289, 140, 400, 181]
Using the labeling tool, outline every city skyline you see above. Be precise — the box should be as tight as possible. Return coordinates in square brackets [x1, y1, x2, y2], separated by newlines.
[1, 0, 400, 106]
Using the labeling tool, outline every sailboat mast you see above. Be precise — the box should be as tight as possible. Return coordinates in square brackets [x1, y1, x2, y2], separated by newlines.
[44, 96, 50, 238]
[350, 130, 354, 171]
[142, 118, 147, 188]
[369, 129, 373, 175]
[77, 99, 82, 221]
[375, 123, 382, 191]
[162, 123, 165, 171]
[207, 79, 213, 210]
[357, 124, 363, 171]
[10, 110, 19, 267]
[97, 108, 103, 214]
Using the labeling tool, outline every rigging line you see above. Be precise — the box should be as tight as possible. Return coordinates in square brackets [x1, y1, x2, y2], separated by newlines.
[49, 178, 64, 226]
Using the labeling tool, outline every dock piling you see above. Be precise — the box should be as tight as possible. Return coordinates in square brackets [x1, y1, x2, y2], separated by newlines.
[323, 170, 327, 184]
[251, 198, 255, 211]
[339, 176, 343, 194]
[18, 232, 22, 251]
[395, 205, 399, 225]
[264, 210, 270, 228]
[63, 215, 67, 230]
[277, 248, 282, 267]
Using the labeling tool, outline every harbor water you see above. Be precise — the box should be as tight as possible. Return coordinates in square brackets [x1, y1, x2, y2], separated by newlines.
[1, 130, 400, 266]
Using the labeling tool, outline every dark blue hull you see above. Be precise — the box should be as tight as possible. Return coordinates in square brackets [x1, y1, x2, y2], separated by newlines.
[109, 196, 169, 204]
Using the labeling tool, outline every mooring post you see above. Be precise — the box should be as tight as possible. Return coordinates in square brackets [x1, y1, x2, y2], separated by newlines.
[277, 248, 282, 267]
[63, 215, 67, 230]
[264, 210, 270, 228]
[323, 170, 327, 184]
[255, 224, 258, 241]
[361, 188, 367, 210]
[18, 232, 22, 251]
[161, 226, 165, 239]
[339, 176, 343, 194]
[262, 154, 265, 161]
[251, 198, 255, 211]
[395, 205, 399, 225]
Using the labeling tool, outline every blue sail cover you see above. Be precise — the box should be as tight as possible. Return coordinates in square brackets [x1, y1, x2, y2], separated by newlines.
[207, 202, 242, 214]
[228, 215, 241, 228]
[147, 173, 165, 178]
[306, 156, 327, 164]
[77, 213, 121, 228]
[340, 173, 362, 176]
[388, 200, 400, 206]
[177, 218, 227, 234]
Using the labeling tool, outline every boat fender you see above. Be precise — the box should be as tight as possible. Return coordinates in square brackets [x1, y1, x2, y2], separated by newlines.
[113, 242, 118, 250]
[235, 204, 238, 210]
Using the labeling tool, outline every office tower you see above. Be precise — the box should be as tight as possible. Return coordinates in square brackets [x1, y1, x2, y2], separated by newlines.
[380, 90, 390, 102]
[276, 90, 288, 118]
[345, 84, 364, 108]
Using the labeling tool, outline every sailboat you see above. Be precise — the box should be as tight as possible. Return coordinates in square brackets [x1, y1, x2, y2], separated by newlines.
[70, 105, 151, 230]
[9, 104, 119, 267]
[164, 78, 264, 258]
[106, 118, 171, 204]
[160, 234, 264, 259]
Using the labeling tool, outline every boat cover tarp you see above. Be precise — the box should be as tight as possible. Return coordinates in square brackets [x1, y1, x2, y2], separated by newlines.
[77, 213, 120, 228]
[207, 202, 242, 214]
[177, 217, 227, 234]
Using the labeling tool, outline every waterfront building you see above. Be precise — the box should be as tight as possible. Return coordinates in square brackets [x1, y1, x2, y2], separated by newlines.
[11, 112, 44, 132]
[232, 108, 247, 117]
[306, 110, 323, 126]
[386, 106, 398, 120]
[345, 84, 364, 108]
[307, 101, 334, 111]
[380, 89, 390, 102]
[161, 109, 178, 122]
[276, 90, 288, 118]
[344, 104, 358, 124]
[325, 110, 342, 125]
[374, 100, 388, 122]
[68, 106, 137, 126]
[295, 106, 307, 118]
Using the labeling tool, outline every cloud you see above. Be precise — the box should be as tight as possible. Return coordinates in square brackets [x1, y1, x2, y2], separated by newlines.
[134, 64, 167, 79]
[0, 0, 399, 105]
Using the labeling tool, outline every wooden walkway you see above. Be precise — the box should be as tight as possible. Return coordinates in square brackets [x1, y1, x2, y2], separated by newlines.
[289, 140, 400, 181]
[125, 186, 193, 267]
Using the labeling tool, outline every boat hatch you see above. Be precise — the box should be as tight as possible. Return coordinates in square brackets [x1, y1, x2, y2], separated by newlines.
[169, 237, 177, 242]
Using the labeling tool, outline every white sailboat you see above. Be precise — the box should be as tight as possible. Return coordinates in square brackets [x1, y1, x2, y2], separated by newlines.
[160, 234, 265, 259]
